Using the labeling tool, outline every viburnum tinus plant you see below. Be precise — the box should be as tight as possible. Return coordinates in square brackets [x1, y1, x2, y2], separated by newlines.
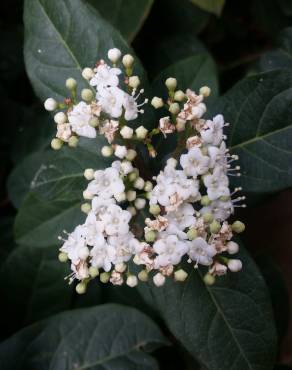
[44, 48, 246, 294]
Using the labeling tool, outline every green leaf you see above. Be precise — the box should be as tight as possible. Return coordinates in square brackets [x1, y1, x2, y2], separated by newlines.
[12, 138, 111, 247]
[0, 244, 72, 334]
[24, 0, 146, 102]
[260, 27, 292, 72]
[213, 70, 292, 195]
[0, 304, 168, 370]
[88, 0, 154, 42]
[190, 0, 225, 16]
[137, 245, 277, 370]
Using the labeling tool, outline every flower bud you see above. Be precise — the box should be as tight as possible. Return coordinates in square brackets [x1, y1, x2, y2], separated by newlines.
[81, 203, 91, 214]
[108, 48, 122, 63]
[153, 272, 165, 287]
[81, 88, 94, 102]
[126, 275, 138, 287]
[68, 136, 79, 148]
[144, 181, 153, 192]
[135, 198, 146, 209]
[121, 160, 133, 174]
[114, 145, 127, 159]
[122, 54, 134, 68]
[176, 118, 186, 132]
[78, 246, 89, 260]
[199, 86, 211, 97]
[228, 259, 242, 272]
[174, 90, 185, 102]
[128, 171, 138, 182]
[187, 227, 197, 240]
[169, 102, 180, 115]
[76, 282, 87, 294]
[58, 252, 68, 263]
[134, 177, 145, 190]
[138, 270, 149, 282]
[101, 145, 113, 157]
[82, 67, 94, 80]
[83, 189, 94, 200]
[54, 112, 67, 124]
[135, 125, 148, 139]
[115, 192, 126, 202]
[115, 262, 127, 273]
[125, 149, 137, 161]
[100, 272, 110, 283]
[126, 190, 136, 202]
[167, 158, 178, 167]
[51, 138, 63, 150]
[151, 97, 164, 109]
[200, 195, 211, 206]
[174, 269, 188, 282]
[66, 77, 77, 90]
[84, 168, 94, 180]
[227, 241, 239, 255]
[127, 206, 137, 216]
[231, 221, 245, 233]
[209, 220, 221, 234]
[149, 204, 161, 215]
[145, 230, 157, 242]
[128, 76, 140, 88]
[44, 98, 58, 111]
[89, 117, 99, 127]
[89, 266, 99, 278]
[165, 77, 177, 90]
[120, 125, 133, 139]
[203, 213, 214, 223]
[203, 273, 215, 285]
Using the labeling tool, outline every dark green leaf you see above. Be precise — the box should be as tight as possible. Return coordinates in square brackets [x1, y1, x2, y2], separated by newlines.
[190, 0, 225, 16]
[88, 0, 154, 42]
[0, 244, 72, 333]
[138, 245, 277, 370]
[213, 70, 292, 195]
[0, 304, 168, 370]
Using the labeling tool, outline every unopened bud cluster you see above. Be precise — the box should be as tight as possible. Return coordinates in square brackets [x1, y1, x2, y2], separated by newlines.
[45, 48, 246, 293]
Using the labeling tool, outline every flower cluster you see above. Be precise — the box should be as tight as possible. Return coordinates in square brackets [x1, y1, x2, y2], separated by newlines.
[45, 48, 246, 294]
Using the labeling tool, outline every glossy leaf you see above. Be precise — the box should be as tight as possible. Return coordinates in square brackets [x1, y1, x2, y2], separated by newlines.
[190, 0, 225, 16]
[88, 0, 154, 42]
[213, 70, 292, 195]
[0, 304, 168, 370]
[138, 245, 277, 370]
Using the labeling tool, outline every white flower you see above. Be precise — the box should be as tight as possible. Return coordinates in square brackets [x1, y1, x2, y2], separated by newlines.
[200, 199, 234, 221]
[100, 204, 131, 235]
[208, 142, 227, 168]
[108, 233, 142, 264]
[68, 102, 96, 138]
[60, 225, 87, 264]
[87, 167, 125, 199]
[123, 93, 139, 121]
[98, 86, 124, 118]
[56, 123, 72, 142]
[90, 64, 121, 89]
[99, 119, 119, 143]
[188, 237, 216, 266]
[114, 145, 127, 159]
[203, 166, 230, 200]
[84, 211, 106, 245]
[201, 114, 224, 146]
[153, 234, 189, 267]
[159, 116, 175, 138]
[166, 203, 196, 231]
[91, 196, 115, 215]
[180, 147, 210, 178]
[90, 238, 116, 272]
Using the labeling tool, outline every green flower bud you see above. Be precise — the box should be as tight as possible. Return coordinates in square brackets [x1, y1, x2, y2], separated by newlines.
[169, 102, 180, 115]
[149, 204, 161, 215]
[203, 273, 215, 285]
[101, 145, 113, 157]
[128, 171, 138, 182]
[203, 213, 214, 223]
[122, 54, 134, 68]
[174, 90, 185, 102]
[81, 203, 91, 214]
[174, 269, 188, 282]
[66, 77, 77, 90]
[151, 97, 164, 109]
[165, 77, 177, 90]
[209, 220, 221, 234]
[200, 195, 211, 206]
[76, 282, 87, 294]
[145, 230, 157, 243]
[58, 252, 68, 263]
[89, 117, 99, 127]
[100, 272, 110, 283]
[81, 88, 94, 102]
[187, 228, 197, 240]
[138, 270, 149, 282]
[68, 136, 79, 148]
[231, 221, 245, 233]
[51, 138, 63, 150]
[89, 266, 99, 278]
[199, 86, 211, 97]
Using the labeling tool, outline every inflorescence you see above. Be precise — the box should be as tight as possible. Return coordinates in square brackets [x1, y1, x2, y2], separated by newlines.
[44, 47, 246, 294]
